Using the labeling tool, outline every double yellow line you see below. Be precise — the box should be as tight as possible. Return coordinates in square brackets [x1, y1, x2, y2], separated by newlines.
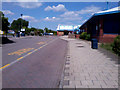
[0, 47, 41, 70]
[0, 38, 58, 70]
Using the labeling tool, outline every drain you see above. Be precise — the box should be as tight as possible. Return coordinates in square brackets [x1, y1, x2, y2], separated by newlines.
[77, 45, 84, 48]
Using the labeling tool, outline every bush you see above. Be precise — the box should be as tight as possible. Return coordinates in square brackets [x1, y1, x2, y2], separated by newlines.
[112, 35, 120, 56]
[39, 33, 42, 36]
[79, 32, 87, 39]
[85, 34, 91, 41]
[79, 32, 91, 41]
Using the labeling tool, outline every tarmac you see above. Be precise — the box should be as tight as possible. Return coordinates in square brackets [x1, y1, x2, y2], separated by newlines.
[60, 36, 119, 89]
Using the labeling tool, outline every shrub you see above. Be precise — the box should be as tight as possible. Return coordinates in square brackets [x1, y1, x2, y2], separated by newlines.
[79, 32, 91, 41]
[79, 32, 87, 39]
[85, 34, 91, 41]
[112, 35, 120, 56]
[39, 33, 42, 36]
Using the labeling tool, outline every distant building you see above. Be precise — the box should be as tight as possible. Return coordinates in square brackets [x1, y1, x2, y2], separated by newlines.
[57, 25, 80, 36]
[80, 6, 120, 43]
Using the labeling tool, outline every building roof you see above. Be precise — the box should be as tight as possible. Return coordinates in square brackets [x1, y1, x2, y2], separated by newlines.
[57, 25, 81, 31]
[94, 6, 120, 16]
[80, 6, 120, 29]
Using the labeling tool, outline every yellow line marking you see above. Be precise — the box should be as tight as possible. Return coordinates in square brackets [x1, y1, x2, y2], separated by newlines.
[39, 47, 42, 49]
[37, 42, 45, 45]
[17, 57, 24, 60]
[0, 64, 10, 69]
[27, 52, 32, 55]
[34, 49, 38, 51]
[8, 48, 34, 56]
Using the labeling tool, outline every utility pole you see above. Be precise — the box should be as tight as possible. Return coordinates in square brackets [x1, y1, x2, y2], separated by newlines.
[44, 28, 46, 36]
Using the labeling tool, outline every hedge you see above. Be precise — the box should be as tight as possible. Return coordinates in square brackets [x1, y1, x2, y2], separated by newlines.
[112, 35, 120, 56]
[79, 32, 91, 41]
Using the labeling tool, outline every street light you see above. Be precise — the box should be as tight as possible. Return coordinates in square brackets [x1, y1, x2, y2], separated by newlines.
[20, 14, 23, 31]
[20, 14, 25, 36]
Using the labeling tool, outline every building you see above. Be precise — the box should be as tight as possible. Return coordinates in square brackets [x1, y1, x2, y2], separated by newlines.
[57, 25, 74, 36]
[80, 6, 120, 43]
[57, 25, 81, 36]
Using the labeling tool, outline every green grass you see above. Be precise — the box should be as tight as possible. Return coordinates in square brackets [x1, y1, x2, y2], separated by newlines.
[100, 43, 113, 52]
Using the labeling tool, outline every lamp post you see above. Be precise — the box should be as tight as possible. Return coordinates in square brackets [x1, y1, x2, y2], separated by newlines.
[20, 14, 25, 36]
[20, 14, 23, 32]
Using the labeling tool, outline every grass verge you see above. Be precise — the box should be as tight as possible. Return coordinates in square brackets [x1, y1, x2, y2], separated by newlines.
[100, 43, 113, 53]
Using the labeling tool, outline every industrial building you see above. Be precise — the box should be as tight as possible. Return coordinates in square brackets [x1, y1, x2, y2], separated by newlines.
[80, 6, 120, 43]
[57, 25, 80, 36]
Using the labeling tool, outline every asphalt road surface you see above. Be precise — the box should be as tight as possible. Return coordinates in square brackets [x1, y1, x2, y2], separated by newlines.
[2, 36, 67, 88]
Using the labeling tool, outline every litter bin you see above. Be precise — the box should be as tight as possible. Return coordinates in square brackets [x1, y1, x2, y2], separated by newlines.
[21, 33, 25, 36]
[91, 39, 98, 49]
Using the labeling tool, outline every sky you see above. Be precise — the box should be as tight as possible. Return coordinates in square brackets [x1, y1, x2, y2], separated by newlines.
[2, 1, 119, 30]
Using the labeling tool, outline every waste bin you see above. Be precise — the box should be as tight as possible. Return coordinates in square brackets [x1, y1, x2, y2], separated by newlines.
[21, 33, 25, 36]
[91, 39, 98, 49]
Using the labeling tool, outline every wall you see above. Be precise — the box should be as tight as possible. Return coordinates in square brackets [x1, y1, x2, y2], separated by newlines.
[57, 31, 64, 36]
[99, 34, 118, 43]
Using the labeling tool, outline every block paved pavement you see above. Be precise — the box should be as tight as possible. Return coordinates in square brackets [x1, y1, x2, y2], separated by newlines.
[60, 36, 119, 89]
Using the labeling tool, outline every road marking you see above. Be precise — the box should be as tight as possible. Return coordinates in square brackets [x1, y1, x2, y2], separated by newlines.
[37, 42, 45, 45]
[0, 38, 58, 70]
[8, 48, 34, 56]
[38, 47, 42, 49]
[0, 64, 10, 69]
[17, 57, 24, 60]
[27, 52, 33, 55]
[34, 49, 38, 52]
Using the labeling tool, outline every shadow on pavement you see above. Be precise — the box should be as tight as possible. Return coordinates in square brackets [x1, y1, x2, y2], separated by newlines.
[98, 47, 120, 65]
[0, 37, 16, 44]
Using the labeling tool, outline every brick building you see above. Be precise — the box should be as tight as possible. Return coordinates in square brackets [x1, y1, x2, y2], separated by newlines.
[80, 7, 120, 43]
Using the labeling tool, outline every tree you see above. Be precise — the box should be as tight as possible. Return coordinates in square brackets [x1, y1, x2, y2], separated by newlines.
[10, 18, 29, 33]
[44, 27, 49, 33]
[0, 11, 10, 37]
[38, 29, 44, 33]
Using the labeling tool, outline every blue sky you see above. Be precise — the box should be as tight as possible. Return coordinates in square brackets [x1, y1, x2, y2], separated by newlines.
[2, 2, 119, 30]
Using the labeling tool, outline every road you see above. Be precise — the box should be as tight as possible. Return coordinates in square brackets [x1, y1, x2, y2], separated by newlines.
[2, 36, 67, 88]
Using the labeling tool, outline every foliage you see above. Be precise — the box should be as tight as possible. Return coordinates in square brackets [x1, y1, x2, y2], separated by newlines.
[85, 34, 91, 41]
[80, 32, 90, 40]
[0, 11, 10, 35]
[80, 32, 87, 39]
[112, 35, 120, 56]
[44, 27, 49, 33]
[25, 28, 31, 35]
[44, 27, 57, 35]
[39, 29, 44, 33]
[10, 18, 29, 32]
[100, 43, 113, 52]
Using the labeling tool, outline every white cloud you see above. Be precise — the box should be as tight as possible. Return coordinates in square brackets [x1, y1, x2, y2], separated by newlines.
[76, 5, 101, 14]
[44, 17, 60, 21]
[60, 11, 79, 17]
[60, 11, 82, 21]
[22, 15, 39, 22]
[17, 2, 42, 8]
[2, 10, 14, 15]
[44, 4, 67, 12]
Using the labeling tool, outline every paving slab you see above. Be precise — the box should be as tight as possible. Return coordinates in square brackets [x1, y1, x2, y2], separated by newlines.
[60, 36, 119, 89]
